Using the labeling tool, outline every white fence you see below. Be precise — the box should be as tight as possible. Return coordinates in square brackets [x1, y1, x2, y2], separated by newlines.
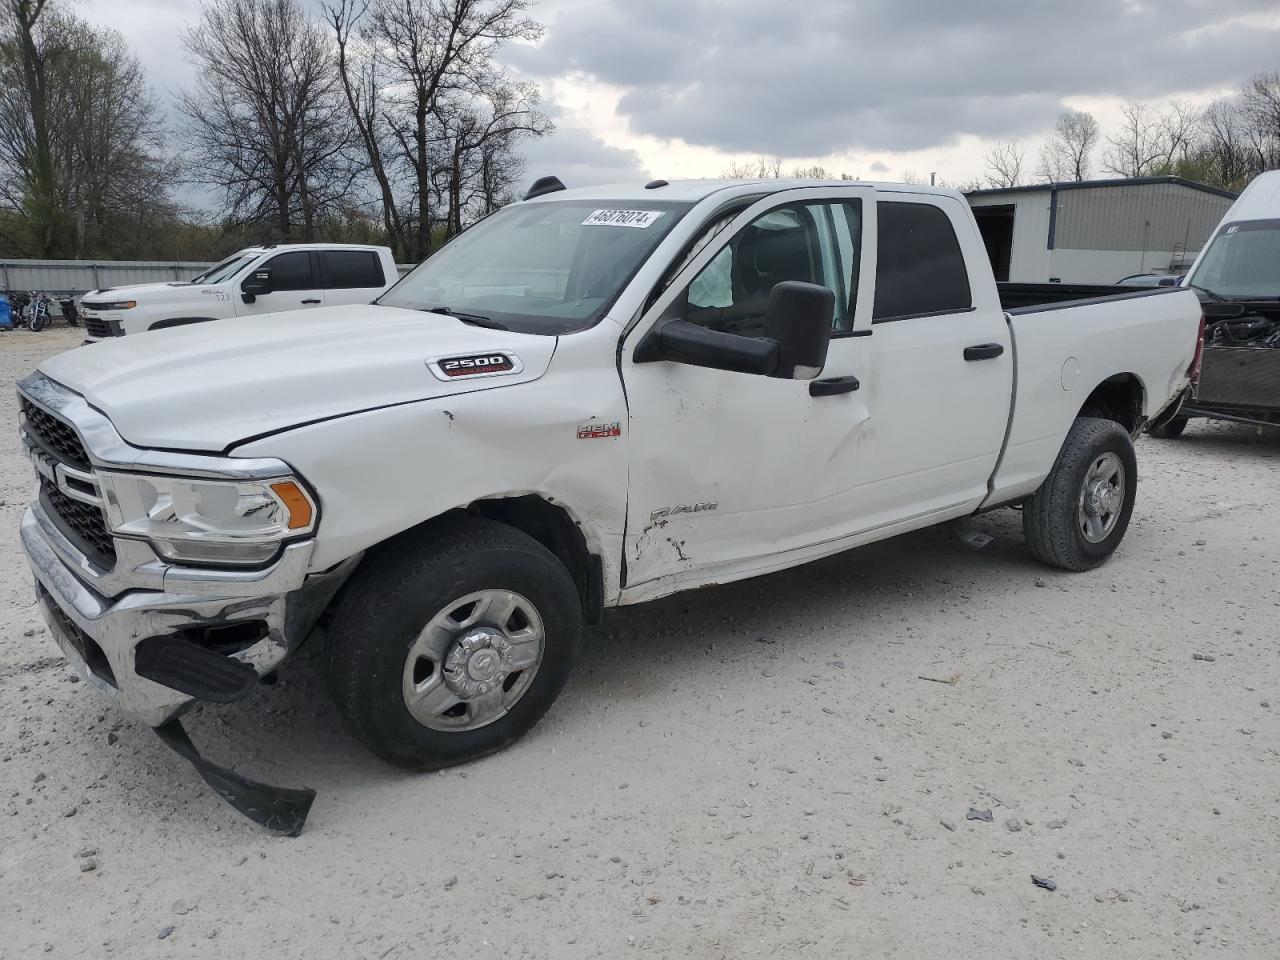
[1, 258, 416, 296]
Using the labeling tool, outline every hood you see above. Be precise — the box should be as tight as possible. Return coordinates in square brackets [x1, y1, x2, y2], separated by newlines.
[83, 282, 191, 301]
[39, 305, 558, 452]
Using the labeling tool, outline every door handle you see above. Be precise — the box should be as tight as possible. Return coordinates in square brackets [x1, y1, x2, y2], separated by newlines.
[809, 375, 860, 397]
[964, 343, 1005, 361]
[301, 298, 321, 305]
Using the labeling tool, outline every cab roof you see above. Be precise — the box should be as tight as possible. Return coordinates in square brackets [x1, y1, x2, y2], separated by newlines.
[521, 178, 966, 205]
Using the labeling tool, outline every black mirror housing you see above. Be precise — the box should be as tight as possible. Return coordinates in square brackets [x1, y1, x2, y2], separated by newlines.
[635, 280, 835, 380]
[765, 281, 834, 380]
[242, 269, 273, 298]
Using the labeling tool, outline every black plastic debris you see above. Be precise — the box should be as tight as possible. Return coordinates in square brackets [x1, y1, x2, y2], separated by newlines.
[967, 807, 994, 822]
[156, 720, 315, 836]
[1032, 875, 1057, 892]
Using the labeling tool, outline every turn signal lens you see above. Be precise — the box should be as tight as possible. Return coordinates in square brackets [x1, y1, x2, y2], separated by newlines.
[271, 480, 314, 530]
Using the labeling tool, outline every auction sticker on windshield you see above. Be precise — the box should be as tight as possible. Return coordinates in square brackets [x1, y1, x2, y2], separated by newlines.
[582, 209, 665, 228]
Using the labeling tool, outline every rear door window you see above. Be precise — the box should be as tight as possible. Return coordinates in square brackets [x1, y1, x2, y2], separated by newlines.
[873, 201, 972, 321]
[322, 250, 386, 289]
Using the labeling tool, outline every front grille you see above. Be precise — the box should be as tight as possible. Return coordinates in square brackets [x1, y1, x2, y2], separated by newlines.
[20, 398, 92, 471]
[84, 316, 116, 339]
[40, 482, 116, 569]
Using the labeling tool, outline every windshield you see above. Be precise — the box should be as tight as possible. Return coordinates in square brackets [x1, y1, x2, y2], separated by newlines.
[1188, 219, 1280, 299]
[379, 199, 692, 334]
[190, 253, 255, 285]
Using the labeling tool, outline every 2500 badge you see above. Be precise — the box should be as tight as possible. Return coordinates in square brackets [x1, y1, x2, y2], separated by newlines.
[426, 351, 524, 381]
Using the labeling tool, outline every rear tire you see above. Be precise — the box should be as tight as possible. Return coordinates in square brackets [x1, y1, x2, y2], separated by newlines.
[1148, 414, 1188, 439]
[1023, 417, 1138, 572]
[326, 518, 582, 769]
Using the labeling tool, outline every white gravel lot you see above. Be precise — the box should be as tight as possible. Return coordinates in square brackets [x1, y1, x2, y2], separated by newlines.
[2, 324, 1278, 959]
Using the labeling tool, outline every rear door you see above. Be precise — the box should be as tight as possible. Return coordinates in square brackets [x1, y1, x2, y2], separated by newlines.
[235, 250, 325, 316]
[847, 195, 1013, 527]
[318, 249, 390, 306]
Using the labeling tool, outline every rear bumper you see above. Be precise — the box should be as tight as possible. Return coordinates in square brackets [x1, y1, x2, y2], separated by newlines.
[21, 505, 346, 727]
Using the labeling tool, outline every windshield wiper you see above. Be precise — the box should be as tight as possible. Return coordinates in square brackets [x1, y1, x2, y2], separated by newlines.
[423, 306, 508, 330]
[1184, 281, 1227, 302]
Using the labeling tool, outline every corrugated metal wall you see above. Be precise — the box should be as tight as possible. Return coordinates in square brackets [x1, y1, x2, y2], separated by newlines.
[0, 259, 213, 294]
[1054, 182, 1232, 255]
[0, 259, 416, 295]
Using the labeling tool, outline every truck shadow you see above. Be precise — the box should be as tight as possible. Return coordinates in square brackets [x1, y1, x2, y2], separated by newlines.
[1167, 419, 1280, 454]
[163, 510, 1042, 805]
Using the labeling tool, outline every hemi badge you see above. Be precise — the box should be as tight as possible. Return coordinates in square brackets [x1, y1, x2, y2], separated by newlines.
[577, 421, 621, 439]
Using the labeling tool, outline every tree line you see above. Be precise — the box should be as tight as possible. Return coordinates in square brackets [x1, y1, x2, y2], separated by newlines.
[0, 0, 550, 262]
[980, 74, 1280, 192]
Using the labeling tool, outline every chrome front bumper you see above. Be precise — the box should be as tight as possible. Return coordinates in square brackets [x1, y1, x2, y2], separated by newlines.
[21, 505, 342, 727]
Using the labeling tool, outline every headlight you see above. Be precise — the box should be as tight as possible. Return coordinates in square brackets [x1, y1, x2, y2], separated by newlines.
[100, 300, 137, 310]
[97, 472, 316, 566]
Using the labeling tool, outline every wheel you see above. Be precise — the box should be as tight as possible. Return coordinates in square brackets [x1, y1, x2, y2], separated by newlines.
[1023, 417, 1138, 572]
[326, 518, 582, 769]
[1148, 414, 1188, 439]
[30, 310, 47, 332]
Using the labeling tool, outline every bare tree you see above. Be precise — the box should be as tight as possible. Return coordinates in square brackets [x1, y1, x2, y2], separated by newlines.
[1155, 99, 1200, 170]
[0, 0, 71, 253]
[325, 0, 405, 255]
[0, 2, 174, 256]
[1037, 109, 1099, 182]
[1241, 72, 1280, 172]
[983, 140, 1025, 188]
[179, 0, 356, 241]
[341, 0, 546, 259]
[1198, 98, 1253, 190]
[1102, 100, 1170, 177]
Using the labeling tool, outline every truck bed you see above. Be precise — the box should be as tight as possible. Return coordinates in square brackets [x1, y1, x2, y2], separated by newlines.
[997, 282, 1180, 314]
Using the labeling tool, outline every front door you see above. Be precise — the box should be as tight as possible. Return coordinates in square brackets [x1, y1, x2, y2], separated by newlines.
[236, 250, 325, 316]
[620, 187, 878, 592]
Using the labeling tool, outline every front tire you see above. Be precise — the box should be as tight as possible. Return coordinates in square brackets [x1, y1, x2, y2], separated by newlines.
[326, 518, 582, 769]
[1023, 417, 1138, 572]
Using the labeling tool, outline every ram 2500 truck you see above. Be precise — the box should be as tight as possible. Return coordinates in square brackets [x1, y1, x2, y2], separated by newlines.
[18, 178, 1202, 831]
[79, 242, 399, 342]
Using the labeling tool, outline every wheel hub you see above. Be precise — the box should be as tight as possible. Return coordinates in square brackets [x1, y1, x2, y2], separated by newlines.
[1077, 451, 1126, 544]
[442, 629, 513, 698]
[1084, 480, 1117, 516]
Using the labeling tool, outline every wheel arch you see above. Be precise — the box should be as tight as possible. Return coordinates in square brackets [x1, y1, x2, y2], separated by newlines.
[1077, 372, 1146, 435]
[347, 494, 606, 626]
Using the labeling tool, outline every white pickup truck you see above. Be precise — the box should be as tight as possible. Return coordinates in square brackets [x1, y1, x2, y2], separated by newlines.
[79, 242, 398, 342]
[19, 178, 1202, 829]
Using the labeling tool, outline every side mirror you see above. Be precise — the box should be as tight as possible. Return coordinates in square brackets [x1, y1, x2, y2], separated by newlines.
[636, 280, 835, 379]
[764, 281, 834, 379]
[241, 269, 273, 301]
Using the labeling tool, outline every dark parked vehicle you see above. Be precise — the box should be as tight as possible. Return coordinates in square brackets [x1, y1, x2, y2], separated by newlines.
[1148, 171, 1280, 438]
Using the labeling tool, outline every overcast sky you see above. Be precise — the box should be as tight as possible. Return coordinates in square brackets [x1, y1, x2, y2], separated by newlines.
[79, 0, 1280, 193]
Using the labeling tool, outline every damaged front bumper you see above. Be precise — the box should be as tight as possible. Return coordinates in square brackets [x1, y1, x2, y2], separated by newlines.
[21, 504, 348, 728]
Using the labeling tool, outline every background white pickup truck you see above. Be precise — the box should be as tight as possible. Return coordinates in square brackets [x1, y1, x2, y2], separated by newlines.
[18, 178, 1202, 828]
[79, 242, 398, 341]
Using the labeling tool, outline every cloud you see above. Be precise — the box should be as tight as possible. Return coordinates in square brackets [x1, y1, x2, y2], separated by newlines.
[518, 109, 648, 191]
[517, 0, 1280, 156]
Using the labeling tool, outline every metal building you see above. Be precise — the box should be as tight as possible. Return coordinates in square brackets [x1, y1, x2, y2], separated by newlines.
[965, 176, 1236, 284]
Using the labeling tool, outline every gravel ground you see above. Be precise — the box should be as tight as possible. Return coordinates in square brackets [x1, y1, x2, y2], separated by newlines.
[2, 325, 1278, 959]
